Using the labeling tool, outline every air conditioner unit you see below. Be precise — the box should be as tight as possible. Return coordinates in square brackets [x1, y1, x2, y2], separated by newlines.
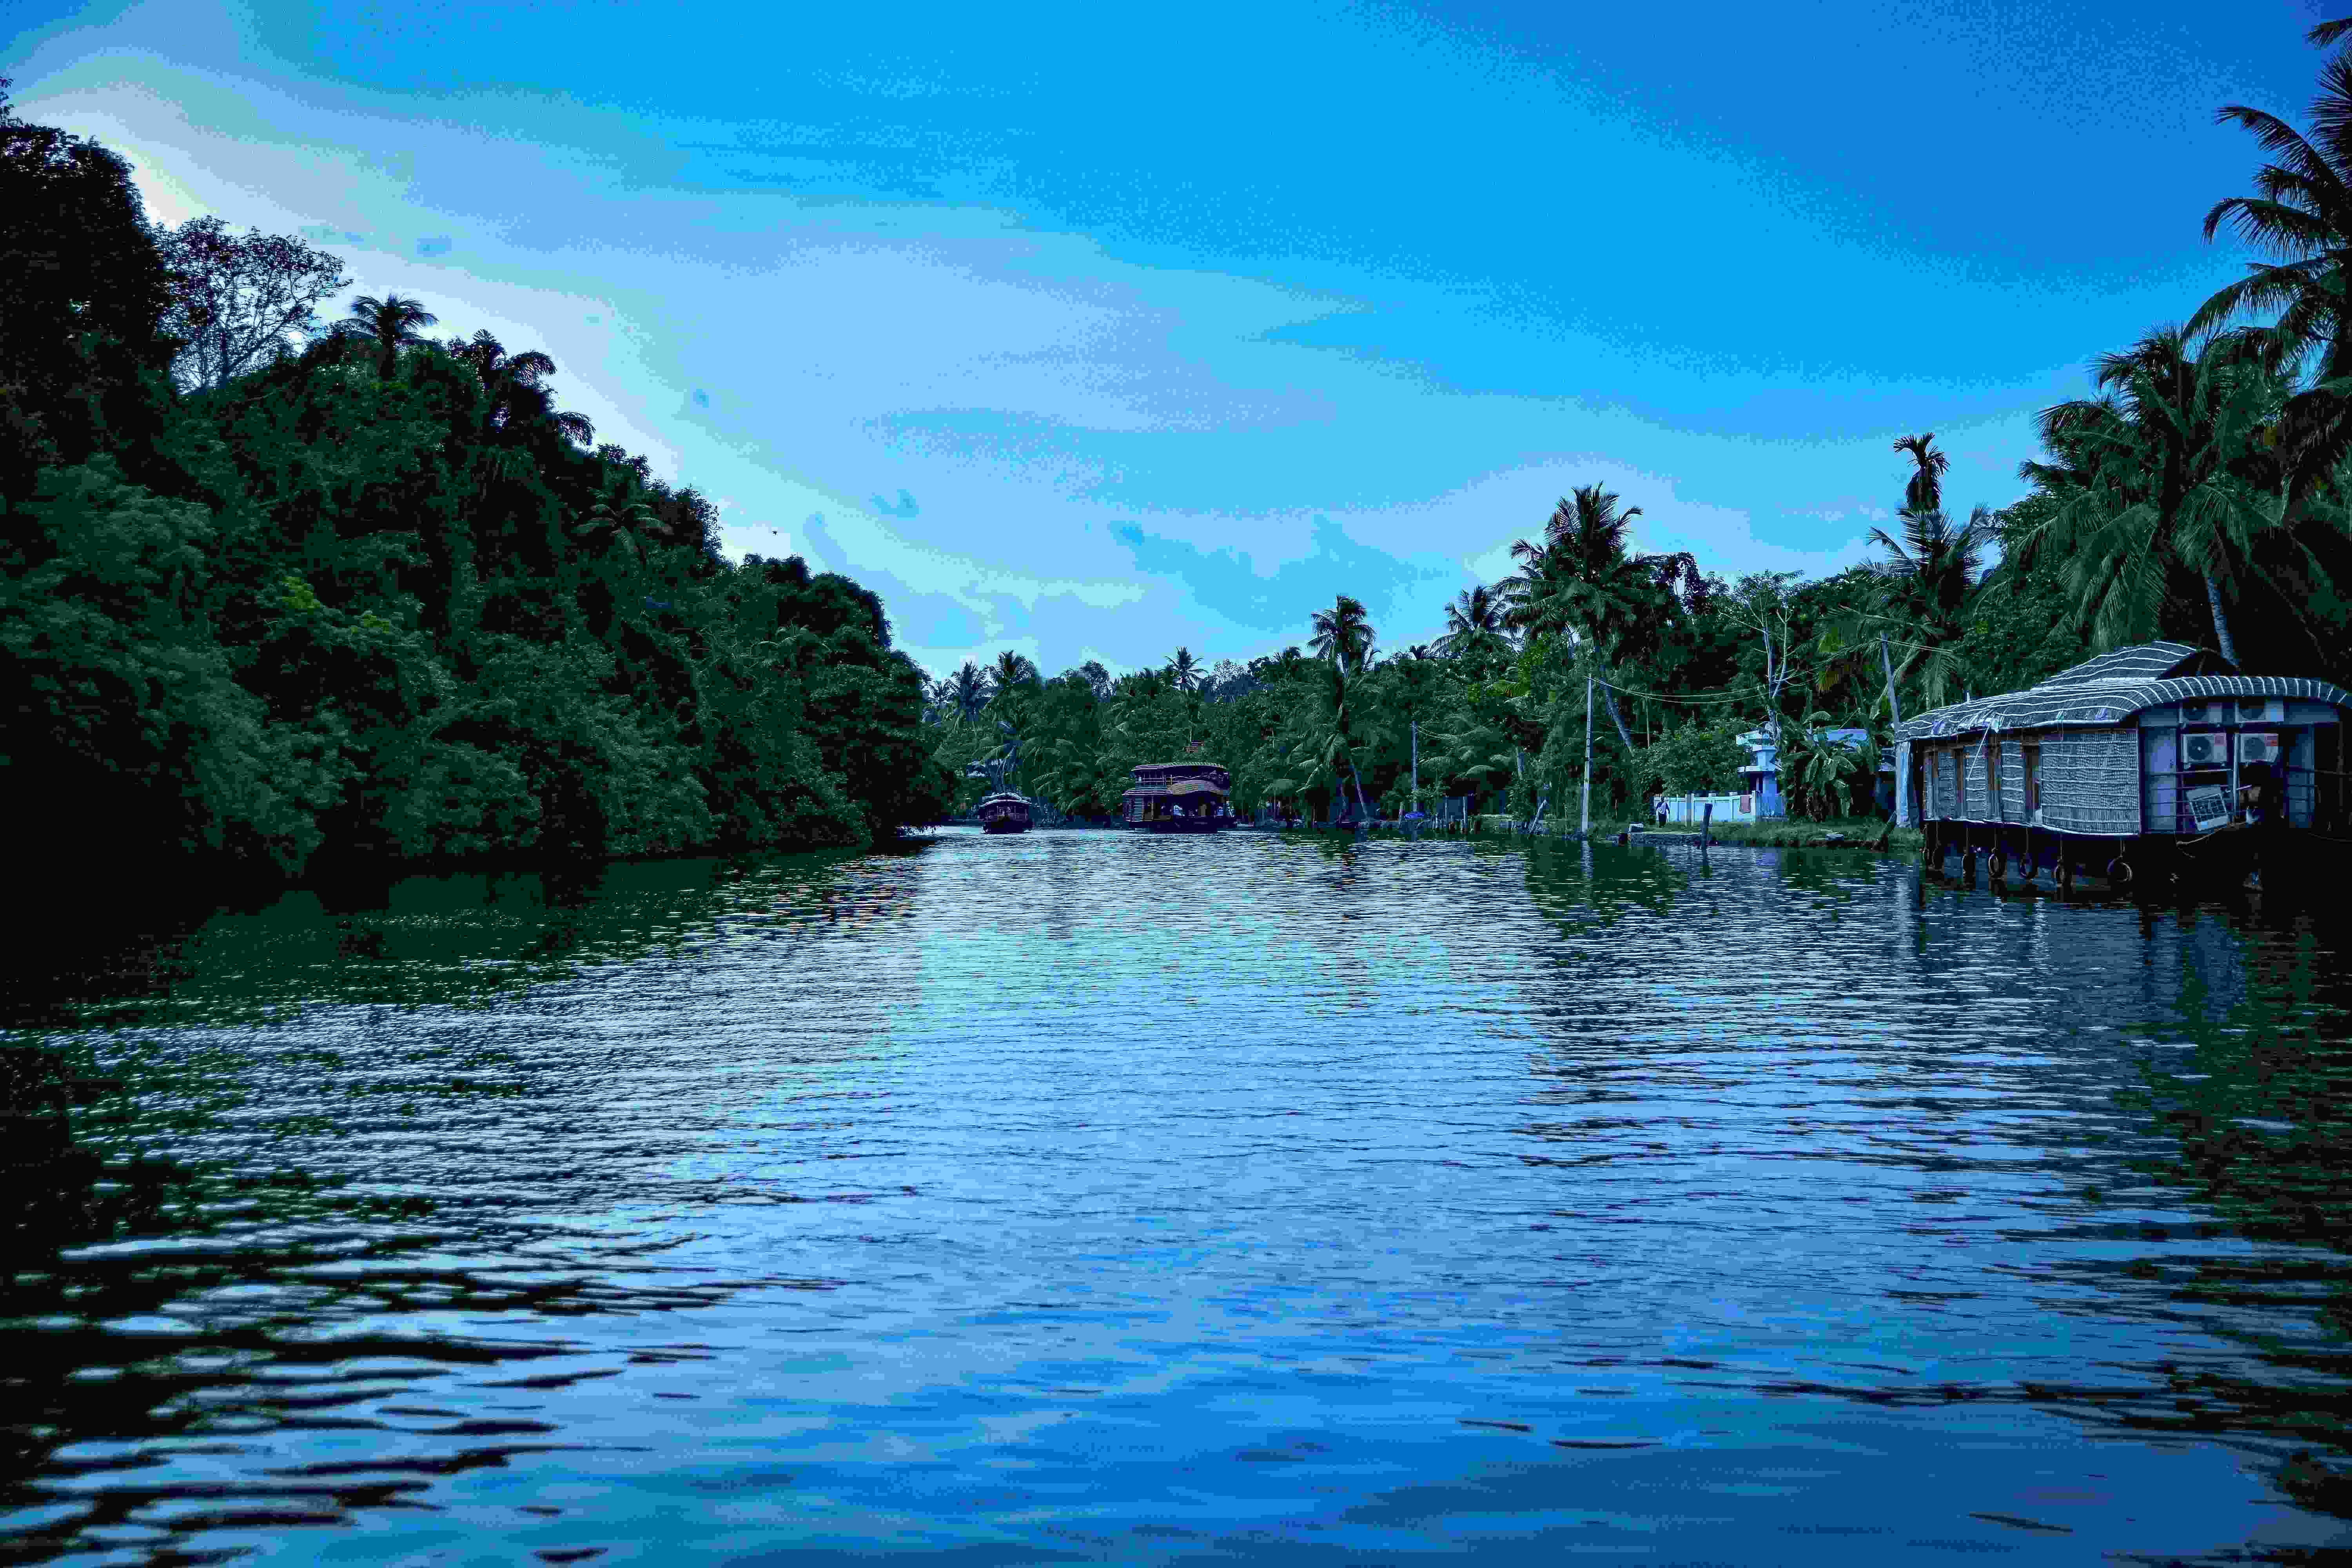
[2236, 697, 2286, 724]
[2178, 700, 2224, 726]
[2181, 730, 2230, 768]
[2238, 731, 2282, 766]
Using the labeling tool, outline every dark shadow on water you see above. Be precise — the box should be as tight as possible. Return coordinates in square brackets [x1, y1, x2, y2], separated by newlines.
[0, 844, 921, 1561]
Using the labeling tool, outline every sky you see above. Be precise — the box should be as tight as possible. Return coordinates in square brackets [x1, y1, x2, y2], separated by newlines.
[4, 0, 2336, 679]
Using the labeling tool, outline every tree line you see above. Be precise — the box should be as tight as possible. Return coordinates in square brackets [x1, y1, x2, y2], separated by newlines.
[925, 18, 2352, 826]
[1, 80, 954, 896]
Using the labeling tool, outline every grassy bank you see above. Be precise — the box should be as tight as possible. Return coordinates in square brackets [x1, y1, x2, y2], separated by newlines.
[1627, 817, 1923, 853]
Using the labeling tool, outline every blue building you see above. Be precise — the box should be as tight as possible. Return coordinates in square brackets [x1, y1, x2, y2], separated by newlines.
[1655, 726, 1890, 824]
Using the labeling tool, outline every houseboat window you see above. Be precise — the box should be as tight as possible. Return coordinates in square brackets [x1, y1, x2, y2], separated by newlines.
[1987, 742, 2000, 802]
[2022, 741, 2039, 813]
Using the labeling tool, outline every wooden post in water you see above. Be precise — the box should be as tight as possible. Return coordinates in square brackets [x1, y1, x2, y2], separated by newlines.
[1581, 671, 1594, 840]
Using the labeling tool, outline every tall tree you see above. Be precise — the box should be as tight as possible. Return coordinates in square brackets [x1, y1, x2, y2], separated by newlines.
[1869, 503, 1998, 706]
[1436, 583, 1510, 664]
[2189, 37, 2352, 523]
[989, 650, 1040, 699]
[446, 329, 593, 446]
[947, 661, 991, 723]
[0, 77, 177, 503]
[154, 218, 348, 391]
[1308, 594, 1376, 674]
[1167, 645, 1201, 693]
[1892, 433, 1949, 514]
[1500, 486, 1644, 752]
[333, 292, 439, 380]
[2017, 327, 2285, 663]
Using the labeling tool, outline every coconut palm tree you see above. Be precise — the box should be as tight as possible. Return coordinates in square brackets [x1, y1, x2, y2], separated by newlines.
[1499, 486, 1647, 751]
[1308, 594, 1375, 674]
[2189, 42, 2352, 522]
[1424, 716, 1519, 809]
[2016, 326, 2286, 662]
[1436, 583, 1510, 663]
[1868, 503, 1999, 707]
[1501, 538, 1659, 665]
[1260, 660, 1375, 826]
[1166, 646, 1201, 693]
[333, 292, 438, 380]
[989, 650, 1040, 701]
[947, 661, 991, 724]
[1870, 505, 1994, 616]
[447, 330, 595, 447]
[577, 472, 659, 566]
[1892, 433, 1949, 514]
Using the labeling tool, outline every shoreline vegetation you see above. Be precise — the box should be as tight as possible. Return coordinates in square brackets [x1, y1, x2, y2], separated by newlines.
[16, 20, 2352, 904]
[924, 25, 2352, 841]
[2, 80, 955, 908]
[943, 813, 1922, 855]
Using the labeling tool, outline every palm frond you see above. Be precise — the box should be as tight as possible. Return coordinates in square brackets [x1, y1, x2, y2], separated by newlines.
[2212, 105, 2338, 185]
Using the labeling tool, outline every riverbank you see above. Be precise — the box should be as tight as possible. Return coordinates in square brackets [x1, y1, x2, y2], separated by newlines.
[1627, 817, 1924, 853]
[1258, 814, 1922, 853]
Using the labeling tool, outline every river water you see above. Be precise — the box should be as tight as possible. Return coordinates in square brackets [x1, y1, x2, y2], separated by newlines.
[5, 829, 2352, 1564]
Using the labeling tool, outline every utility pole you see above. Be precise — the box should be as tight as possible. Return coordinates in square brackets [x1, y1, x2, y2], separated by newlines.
[1411, 720, 1419, 818]
[1880, 632, 1907, 828]
[1581, 670, 1594, 839]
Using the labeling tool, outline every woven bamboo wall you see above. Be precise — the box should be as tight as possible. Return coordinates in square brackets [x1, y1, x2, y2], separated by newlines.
[2040, 727, 2141, 836]
[1963, 739, 1990, 819]
[2000, 739, 2027, 821]
[1934, 748, 1957, 820]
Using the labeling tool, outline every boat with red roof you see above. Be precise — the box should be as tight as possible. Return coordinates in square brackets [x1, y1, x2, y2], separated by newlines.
[976, 791, 1033, 834]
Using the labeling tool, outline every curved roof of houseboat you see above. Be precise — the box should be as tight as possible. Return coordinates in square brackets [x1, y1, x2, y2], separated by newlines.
[1120, 778, 1227, 799]
[1892, 641, 2352, 742]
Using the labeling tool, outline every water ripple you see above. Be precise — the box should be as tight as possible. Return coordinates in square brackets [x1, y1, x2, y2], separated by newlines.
[4, 833, 2352, 1563]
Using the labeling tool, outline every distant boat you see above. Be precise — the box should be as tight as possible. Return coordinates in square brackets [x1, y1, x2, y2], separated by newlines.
[1121, 762, 1232, 833]
[976, 791, 1033, 834]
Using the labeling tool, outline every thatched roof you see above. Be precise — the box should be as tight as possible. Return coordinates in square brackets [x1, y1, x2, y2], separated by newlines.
[1122, 778, 1227, 799]
[1893, 642, 2352, 743]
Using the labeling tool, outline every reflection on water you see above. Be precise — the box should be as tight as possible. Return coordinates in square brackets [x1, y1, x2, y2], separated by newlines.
[5, 832, 2352, 1563]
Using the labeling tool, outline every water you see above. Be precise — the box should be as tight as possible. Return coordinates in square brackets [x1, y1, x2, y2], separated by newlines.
[6, 830, 2352, 1564]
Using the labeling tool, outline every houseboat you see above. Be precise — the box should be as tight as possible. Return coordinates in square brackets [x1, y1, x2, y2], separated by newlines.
[976, 791, 1033, 834]
[1121, 761, 1233, 833]
[1893, 641, 2350, 890]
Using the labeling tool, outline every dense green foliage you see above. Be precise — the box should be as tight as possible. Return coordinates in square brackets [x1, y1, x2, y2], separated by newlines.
[1, 85, 951, 889]
[20, 20, 2352, 863]
[920, 22, 2352, 829]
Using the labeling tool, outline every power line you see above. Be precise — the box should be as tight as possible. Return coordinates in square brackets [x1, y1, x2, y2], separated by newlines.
[1587, 630, 1982, 708]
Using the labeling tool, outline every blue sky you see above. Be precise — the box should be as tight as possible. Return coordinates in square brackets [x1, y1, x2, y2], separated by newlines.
[5, 0, 2332, 677]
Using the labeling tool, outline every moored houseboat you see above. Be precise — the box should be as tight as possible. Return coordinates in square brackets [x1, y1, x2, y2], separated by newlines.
[976, 791, 1033, 834]
[1122, 762, 1233, 833]
[1893, 641, 2350, 890]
